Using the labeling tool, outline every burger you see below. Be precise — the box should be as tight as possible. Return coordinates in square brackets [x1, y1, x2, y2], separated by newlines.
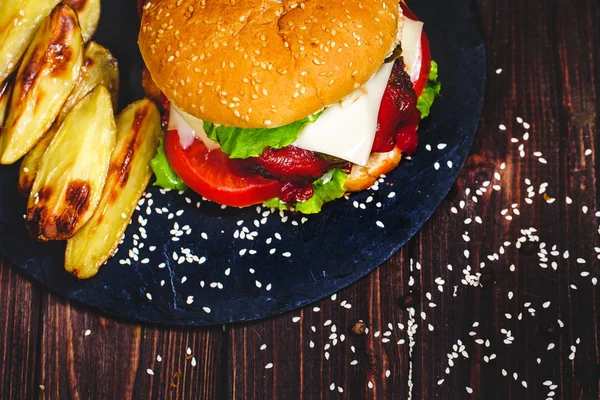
[138, 0, 440, 213]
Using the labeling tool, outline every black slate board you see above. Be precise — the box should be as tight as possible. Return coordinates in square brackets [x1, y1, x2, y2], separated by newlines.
[0, 0, 485, 326]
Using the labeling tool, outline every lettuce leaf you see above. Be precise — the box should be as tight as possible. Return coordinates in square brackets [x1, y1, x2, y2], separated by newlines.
[203, 113, 321, 159]
[150, 134, 188, 191]
[416, 60, 442, 119]
[264, 198, 288, 211]
[265, 168, 348, 214]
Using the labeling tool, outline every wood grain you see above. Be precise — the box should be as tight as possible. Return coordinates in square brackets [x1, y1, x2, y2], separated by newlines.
[0, 259, 41, 399]
[0, 0, 599, 398]
[228, 249, 412, 399]
[39, 295, 142, 399]
[410, 0, 600, 398]
[37, 293, 226, 400]
[132, 326, 226, 399]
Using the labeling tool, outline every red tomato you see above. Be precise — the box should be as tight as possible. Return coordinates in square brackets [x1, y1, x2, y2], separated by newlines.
[413, 32, 432, 97]
[394, 111, 421, 155]
[164, 130, 283, 207]
[372, 3, 432, 154]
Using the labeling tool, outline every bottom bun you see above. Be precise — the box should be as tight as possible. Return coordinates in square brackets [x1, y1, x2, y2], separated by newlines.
[344, 147, 403, 192]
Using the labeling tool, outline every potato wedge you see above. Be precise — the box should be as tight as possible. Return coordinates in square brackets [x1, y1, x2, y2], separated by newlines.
[18, 41, 119, 193]
[65, 99, 160, 279]
[0, 0, 61, 83]
[0, 4, 84, 165]
[26, 85, 116, 241]
[0, 79, 11, 129]
[66, 42, 120, 114]
[62, 0, 101, 43]
[17, 125, 54, 193]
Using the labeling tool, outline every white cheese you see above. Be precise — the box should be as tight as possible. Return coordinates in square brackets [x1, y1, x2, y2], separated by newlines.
[292, 17, 424, 166]
[167, 104, 220, 151]
[402, 17, 424, 83]
[292, 62, 394, 166]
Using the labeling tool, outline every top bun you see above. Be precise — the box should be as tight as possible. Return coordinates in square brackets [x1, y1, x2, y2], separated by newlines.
[139, 0, 400, 128]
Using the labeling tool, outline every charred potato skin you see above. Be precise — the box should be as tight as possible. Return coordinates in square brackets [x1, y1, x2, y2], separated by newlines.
[62, 0, 101, 43]
[18, 41, 119, 193]
[65, 99, 161, 279]
[0, 4, 84, 165]
[0, 0, 61, 84]
[26, 85, 116, 241]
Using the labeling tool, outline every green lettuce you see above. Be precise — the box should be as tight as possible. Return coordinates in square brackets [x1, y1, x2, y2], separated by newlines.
[265, 168, 348, 214]
[203, 113, 321, 159]
[416, 60, 442, 119]
[150, 135, 188, 191]
[264, 198, 289, 211]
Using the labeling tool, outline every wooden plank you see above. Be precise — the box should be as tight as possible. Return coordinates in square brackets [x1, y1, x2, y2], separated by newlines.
[132, 326, 227, 399]
[228, 250, 412, 399]
[38, 295, 227, 399]
[38, 295, 142, 399]
[0, 258, 41, 399]
[553, 0, 600, 398]
[411, 0, 600, 398]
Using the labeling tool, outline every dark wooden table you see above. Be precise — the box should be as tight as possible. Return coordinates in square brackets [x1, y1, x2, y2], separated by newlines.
[2, 0, 599, 398]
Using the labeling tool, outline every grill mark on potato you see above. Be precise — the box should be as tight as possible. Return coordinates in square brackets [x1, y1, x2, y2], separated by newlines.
[55, 180, 92, 238]
[107, 105, 151, 201]
[48, 8, 78, 77]
[19, 177, 33, 195]
[28, 180, 92, 240]
[65, 180, 91, 209]
[17, 5, 78, 103]
[18, 56, 44, 103]
[26, 207, 47, 239]
[38, 186, 53, 201]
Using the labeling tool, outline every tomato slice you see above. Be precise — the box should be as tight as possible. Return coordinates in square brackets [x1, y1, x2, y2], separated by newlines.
[412, 31, 432, 97]
[164, 130, 283, 207]
[371, 4, 432, 154]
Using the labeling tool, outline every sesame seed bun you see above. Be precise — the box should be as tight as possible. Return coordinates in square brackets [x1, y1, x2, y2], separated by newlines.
[344, 146, 402, 192]
[138, 0, 400, 128]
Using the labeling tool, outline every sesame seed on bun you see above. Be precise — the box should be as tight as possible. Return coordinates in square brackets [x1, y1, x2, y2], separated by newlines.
[138, 0, 400, 128]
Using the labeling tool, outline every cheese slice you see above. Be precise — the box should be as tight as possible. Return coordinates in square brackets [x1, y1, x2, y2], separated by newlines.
[402, 18, 424, 83]
[292, 16, 424, 166]
[292, 62, 394, 166]
[168, 104, 220, 151]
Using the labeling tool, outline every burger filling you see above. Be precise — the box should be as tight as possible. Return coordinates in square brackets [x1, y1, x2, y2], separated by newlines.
[148, 7, 441, 213]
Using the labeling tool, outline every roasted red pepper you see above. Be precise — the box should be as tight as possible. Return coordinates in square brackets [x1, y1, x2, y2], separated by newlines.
[256, 147, 334, 181]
